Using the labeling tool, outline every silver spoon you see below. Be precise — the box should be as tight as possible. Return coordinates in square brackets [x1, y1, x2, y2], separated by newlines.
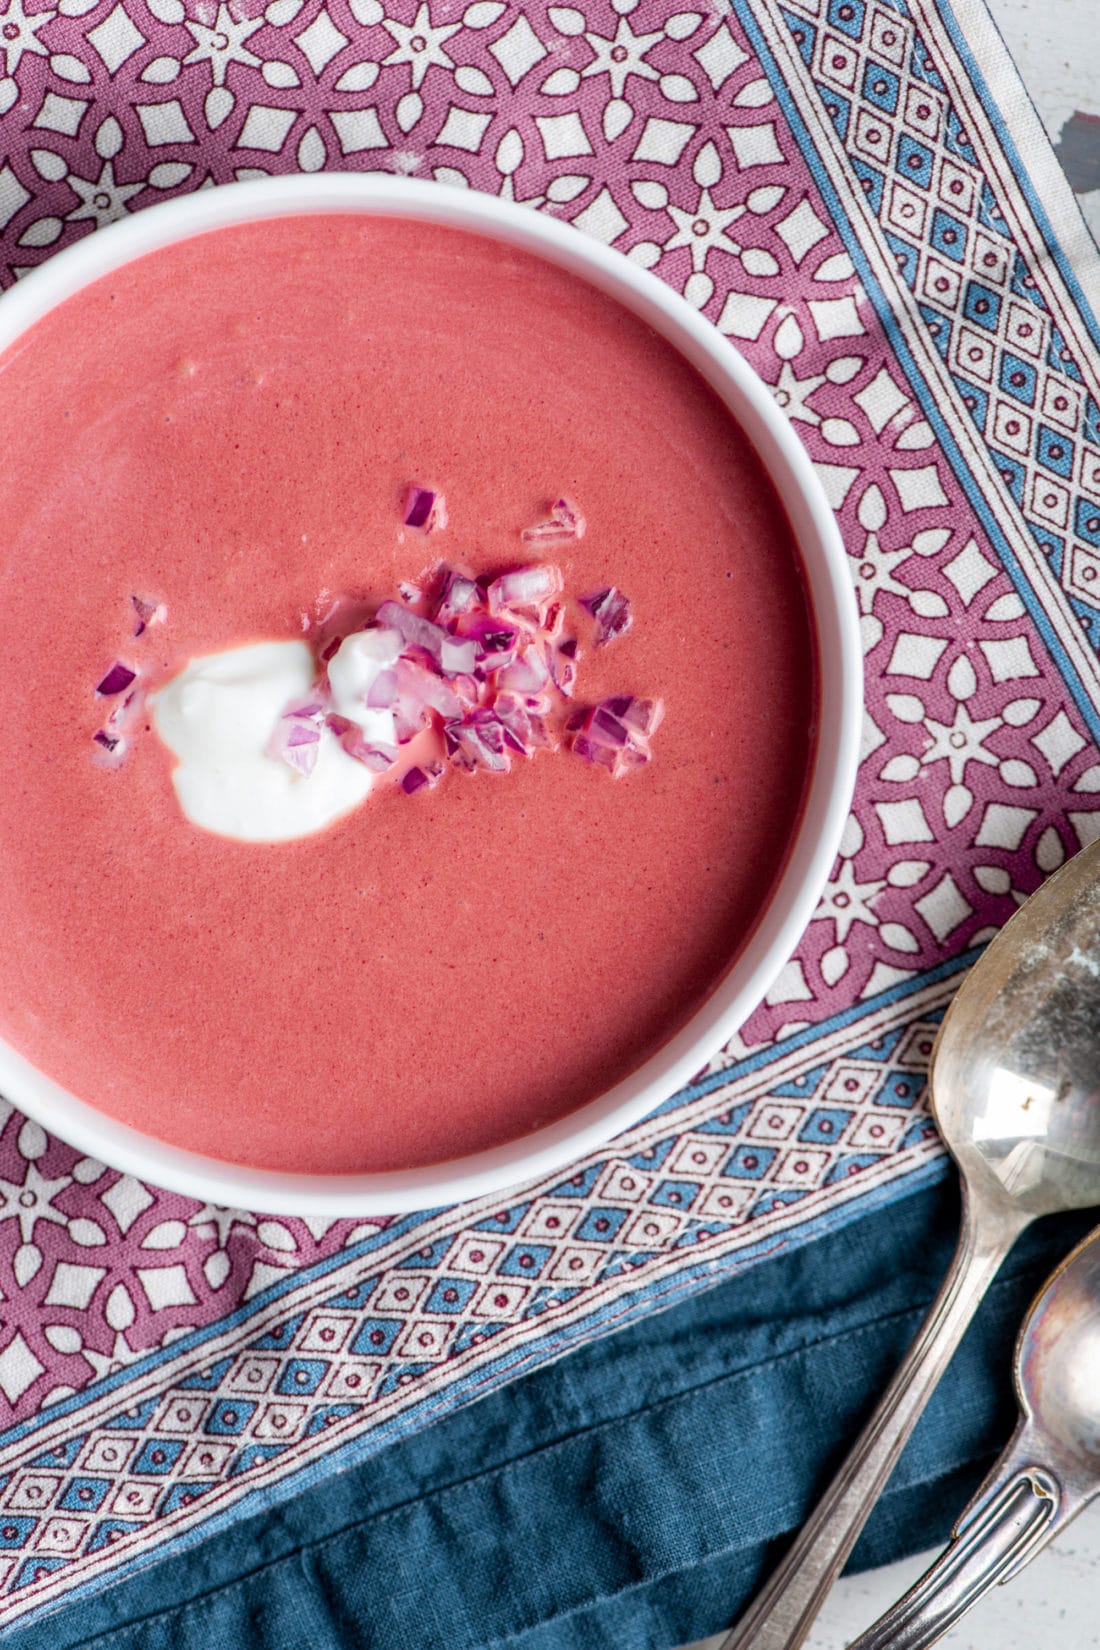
[720, 837, 1100, 1650]
[847, 1220, 1100, 1649]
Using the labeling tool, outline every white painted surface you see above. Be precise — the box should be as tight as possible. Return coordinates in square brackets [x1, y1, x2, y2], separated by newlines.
[680, 2, 1100, 1645]
[985, 0, 1100, 242]
[686, 1501, 1100, 1649]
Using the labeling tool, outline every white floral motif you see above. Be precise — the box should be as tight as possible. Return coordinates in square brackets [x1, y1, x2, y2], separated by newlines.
[765, 311, 826, 426]
[66, 159, 145, 226]
[634, 139, 783, 303]
[816, 853, 887, 944]
[0, 0, 53, 76]
[664, 182, 747, 272]
[0, 1158, 71, 1245]
[919, 698, 1003, 786]
[581, 14, 663, 99]
[183, 1, 263, 86]
[382, 0, 461, 91]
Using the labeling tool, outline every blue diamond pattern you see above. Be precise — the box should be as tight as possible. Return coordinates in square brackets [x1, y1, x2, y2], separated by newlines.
[58, 1476, 111, 1511]
[275, 1360, 329, 1397]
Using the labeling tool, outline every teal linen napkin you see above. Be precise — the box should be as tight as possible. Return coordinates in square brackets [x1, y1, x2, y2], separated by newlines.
[11, 1181, 1092, 1649]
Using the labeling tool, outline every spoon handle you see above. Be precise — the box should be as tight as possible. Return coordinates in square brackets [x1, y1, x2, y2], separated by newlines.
[718, 1193, 1026, 1650]
[847, 1428, 1073, 1650]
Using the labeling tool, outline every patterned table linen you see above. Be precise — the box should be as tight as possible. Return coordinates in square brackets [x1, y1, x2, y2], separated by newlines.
[0, 0, 1097, 1629]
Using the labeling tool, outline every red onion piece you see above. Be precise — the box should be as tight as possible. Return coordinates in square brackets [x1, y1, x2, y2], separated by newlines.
[434, 569, 479, 624]
[487, 564, 563, 613]
[493, 693, 554, 755]
[403, 485, 447, 532]
[130, 594, 166, 637]
[394, 656, 462, 721]
[548, 645, 577, 698]
[92, 727, 127, 767]
[401, 759, 446, 794]
[266, 696, 324, 777]
[366, 668, 399, 710]
[572, 733, 618, 771]
[568, 693, 663, 778]
[375, 600, 456, 673]
[521, 498, 586, 546]
[444, 715, 509, 772]
[452, 672, 482, 708]
[607, 694, 664, 737]
[325, 714, 397, 772]
[590, 705, 630, 749]
[579, 586, 632, 645]
[440, 635, 478, 676]
[497, 645, 549, 696]
[96, 661, 137, 697]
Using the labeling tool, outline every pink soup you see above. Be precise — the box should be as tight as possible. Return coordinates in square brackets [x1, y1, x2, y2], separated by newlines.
[0, 214, 816, 1174]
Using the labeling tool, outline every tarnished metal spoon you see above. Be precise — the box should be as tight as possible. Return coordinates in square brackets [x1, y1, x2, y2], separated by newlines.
[720, 838, 1100, 1650]
[847, 1221, 1100, 1649]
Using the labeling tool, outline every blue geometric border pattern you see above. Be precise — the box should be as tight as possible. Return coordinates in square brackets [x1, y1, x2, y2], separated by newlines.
[0, 969, 952, 1625]
[742, 0, 1100, 747]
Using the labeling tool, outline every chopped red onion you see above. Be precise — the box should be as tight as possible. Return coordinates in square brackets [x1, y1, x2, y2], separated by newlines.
[591, 705, 630, 748]
[403, 485, 447, 532]
[350, 625, 407, 665]
[444, 713, 509, 772]
[119, 504, 657, 800]
[547, 644, 577, 698]
[453, 610, 521, 669]
[452, 672, 482, 708]
[579, 586, 633, 645]
[434, 569, 479, 623]
[375, 600, 456, 673]
[366, 668, 399, 710]
[498, 645, 549, 696]
[522, 498, 586, 546]
[568, 693, 663, 778]
[572, 733, 618, 771]
[609, 694, 664, 737]
[487, 564, 563, 613]
[326, 714, 397, 771]
[440, 635, 478, 675]
[96, 661, 137, 697]
[400, 758, 445, 792]
[494, 693, 553, 755]
[394, 656, 462, 721]
[92, 727, 127, 767]
[130, 594, 166, 637]
[266, 696, 325, 777]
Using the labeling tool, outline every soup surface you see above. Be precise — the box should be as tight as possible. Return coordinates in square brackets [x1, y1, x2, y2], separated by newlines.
[0, 213, 816, 1173]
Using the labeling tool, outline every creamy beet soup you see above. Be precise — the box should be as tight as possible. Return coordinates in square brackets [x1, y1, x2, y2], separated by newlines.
[0, 215, 816, 1174]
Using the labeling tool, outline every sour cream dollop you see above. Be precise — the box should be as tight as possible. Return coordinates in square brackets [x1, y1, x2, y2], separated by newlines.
[152, 637, 396, 843]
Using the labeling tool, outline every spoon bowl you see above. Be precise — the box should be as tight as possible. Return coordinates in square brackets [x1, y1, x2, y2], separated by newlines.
[1020, 1227, 1100, 1467]
[931, 850, 1100, 1217]
[849, 1222, 1100, 1650]
[721, 839, 1100, 1650]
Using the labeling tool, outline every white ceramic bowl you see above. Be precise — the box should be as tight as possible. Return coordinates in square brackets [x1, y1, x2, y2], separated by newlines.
[0, 175, 861, 1214]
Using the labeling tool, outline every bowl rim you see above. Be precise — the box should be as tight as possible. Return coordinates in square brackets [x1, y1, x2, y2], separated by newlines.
[0, 174, 862, 1213]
